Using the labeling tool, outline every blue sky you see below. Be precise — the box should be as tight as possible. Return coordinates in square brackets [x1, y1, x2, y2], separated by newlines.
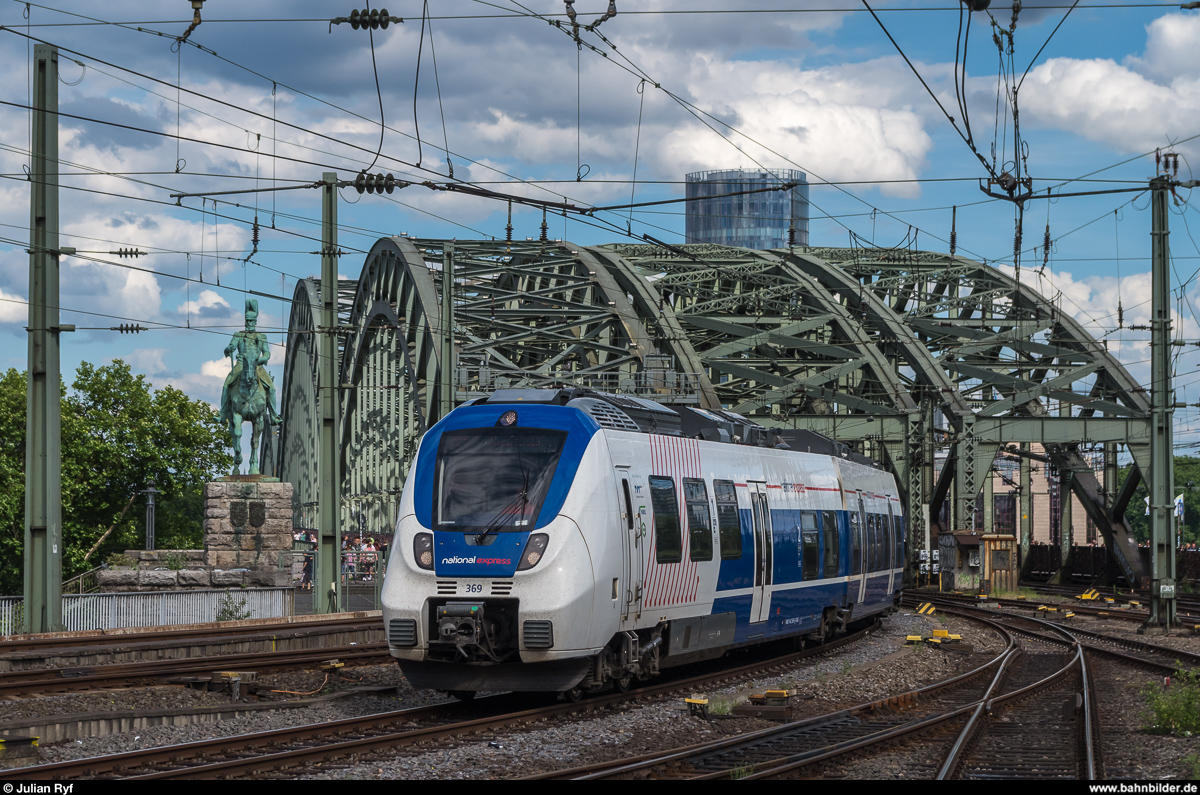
[1, 1, 1198, 445]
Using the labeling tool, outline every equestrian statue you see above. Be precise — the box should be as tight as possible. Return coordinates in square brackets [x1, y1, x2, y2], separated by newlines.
[219, 299, 282, 475]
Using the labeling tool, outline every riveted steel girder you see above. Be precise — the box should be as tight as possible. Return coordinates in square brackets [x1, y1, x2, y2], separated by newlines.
[278, 238, 1151, 586]
[279, 238, 720, 535]
[797, 246, 1150, 586]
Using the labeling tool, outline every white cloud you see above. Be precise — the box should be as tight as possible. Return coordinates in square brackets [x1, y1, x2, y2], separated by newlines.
[648, 56, 934, 196]
[1125, 13, 1200, 84]
[201, 357, 232, 379]
[0, 288, 25, 324]
[126, 347, 169, 374]
[1007, 15, 1200, 159]
[177, 289, 231, 319]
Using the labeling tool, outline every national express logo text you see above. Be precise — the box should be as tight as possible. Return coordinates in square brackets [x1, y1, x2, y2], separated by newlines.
[441, 556, 512, 566]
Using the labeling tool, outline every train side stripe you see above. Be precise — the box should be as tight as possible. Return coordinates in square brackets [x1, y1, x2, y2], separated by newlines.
[649, 436, 663, 606]
[672, 437, 681, 605]
[682, 436, 695, 602]
[645, 437, 657, 607]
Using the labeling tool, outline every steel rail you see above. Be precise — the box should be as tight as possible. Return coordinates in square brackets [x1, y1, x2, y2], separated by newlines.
[937, 611, 1088, 779]
[3, 623, 881, 780]
[0, 643, 391, 698]
[0, 615, 383, 655]
[531, 612, 1018, 780]
[912, 591, 1199, 627]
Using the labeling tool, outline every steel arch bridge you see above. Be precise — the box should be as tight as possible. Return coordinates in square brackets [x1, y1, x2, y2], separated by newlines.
[278, 238, 1152, 585]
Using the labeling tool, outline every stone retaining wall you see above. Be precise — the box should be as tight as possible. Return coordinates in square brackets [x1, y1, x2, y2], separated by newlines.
[93, 479, 295, 592]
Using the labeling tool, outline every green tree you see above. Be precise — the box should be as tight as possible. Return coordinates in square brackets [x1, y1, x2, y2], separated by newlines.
[1119, 456, 1200, 546]
[0, 361, 232, 594]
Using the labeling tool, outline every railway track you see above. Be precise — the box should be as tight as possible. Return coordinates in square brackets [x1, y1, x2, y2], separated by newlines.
[0, 643, 393, 698]
[915, 589, 1200, 629]
[0, 614, 383, 657]
[527, 611, 1018, 780]
[1020, 582, 1200, 617]
[530, 606, 1121, 780]
[937, 617, 1098, 780]
[1, 622, 880, 780]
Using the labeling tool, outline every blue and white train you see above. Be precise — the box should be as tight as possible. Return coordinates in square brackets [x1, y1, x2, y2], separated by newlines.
[381, 388, 904, 697]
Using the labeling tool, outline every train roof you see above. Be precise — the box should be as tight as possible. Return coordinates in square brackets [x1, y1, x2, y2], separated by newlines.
[464, 387, 880, 468]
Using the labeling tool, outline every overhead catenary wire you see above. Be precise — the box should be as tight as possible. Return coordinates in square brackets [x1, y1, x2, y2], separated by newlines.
[7, 4, 1190, 331]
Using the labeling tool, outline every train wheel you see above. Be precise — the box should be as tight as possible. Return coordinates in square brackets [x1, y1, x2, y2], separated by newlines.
[563, 686, 584, 702]
[447, 690, 476, 702]
[614, 675, 633, 693]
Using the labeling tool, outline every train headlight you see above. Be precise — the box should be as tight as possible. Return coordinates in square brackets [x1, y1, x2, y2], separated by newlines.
[413, 532, 434, 570]
[517, 533, 549, 571]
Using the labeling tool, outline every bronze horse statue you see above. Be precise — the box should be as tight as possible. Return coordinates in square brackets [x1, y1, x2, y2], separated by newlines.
[218, 300, 281, 475]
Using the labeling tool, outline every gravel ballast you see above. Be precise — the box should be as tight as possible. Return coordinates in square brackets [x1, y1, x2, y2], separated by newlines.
[6, 606, 1197, 779]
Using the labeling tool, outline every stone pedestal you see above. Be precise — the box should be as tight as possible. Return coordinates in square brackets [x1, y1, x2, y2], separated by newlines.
[203, 477, 294, 587]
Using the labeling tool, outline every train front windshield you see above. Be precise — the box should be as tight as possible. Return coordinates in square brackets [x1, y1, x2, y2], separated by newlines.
[433, 427, 567, 532]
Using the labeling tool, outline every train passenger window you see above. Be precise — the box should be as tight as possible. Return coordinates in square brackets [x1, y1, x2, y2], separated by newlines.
[800, 512, 819, 580]
[622, 479, 633, 531]
[683, 478, 713, 562]
[713, 480, 742, 560]
[850, 511, 862, 575]
[822, 511, 839, 578]
[879, 514, 891, 572]
[868, 514, 880, 573]
[878, 516, 888, 574]
[894, 513, 904, 569]
[648, 476, 682, 564]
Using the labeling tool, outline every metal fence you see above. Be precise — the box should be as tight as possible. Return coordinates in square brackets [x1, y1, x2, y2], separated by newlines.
[0, 596, 22, 636]
[0, 589, 294, 635]
[281, 549, 387, 614]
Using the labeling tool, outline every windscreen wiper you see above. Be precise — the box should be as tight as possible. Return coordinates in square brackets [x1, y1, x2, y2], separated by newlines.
[475, 469, 530, 544]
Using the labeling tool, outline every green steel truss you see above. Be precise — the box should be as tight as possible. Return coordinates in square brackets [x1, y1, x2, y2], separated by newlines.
[278, 240, 1152, 585]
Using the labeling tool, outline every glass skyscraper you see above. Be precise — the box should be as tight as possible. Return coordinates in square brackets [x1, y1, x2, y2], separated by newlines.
[685, 168, 810, 249]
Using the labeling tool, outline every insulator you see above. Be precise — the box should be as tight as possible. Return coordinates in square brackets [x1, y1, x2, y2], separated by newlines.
[355, 170, 367, 194]
[252, 216, 260, 246]
[540, 208, 548, 242]
[949, 206, 957, 257]
[369, 9, 380, 28]
[384, 173, 396, 194]
[379, 8, 390, 29]
[350, 8, 361, 29]
[1042, 224, 1050, 266]
[506, 201, 513, 242]
[788, 225, 796, 246]
[1118, 303, 1124, 327]
[365, 173, 378, 194]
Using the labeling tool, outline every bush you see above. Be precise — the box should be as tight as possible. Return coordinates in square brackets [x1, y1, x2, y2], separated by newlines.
[105, 552, 136, 568]
[162, 551, 186, 571]
[215, 591, 252, 622]
[1142, 666, 1200, 736]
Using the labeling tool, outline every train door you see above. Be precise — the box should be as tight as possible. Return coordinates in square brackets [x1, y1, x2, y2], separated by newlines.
[855, 495, 868, 605]
[886, 502, 897, 596]
[616, 468, 644, 621]
[749, 482, 774, 624]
